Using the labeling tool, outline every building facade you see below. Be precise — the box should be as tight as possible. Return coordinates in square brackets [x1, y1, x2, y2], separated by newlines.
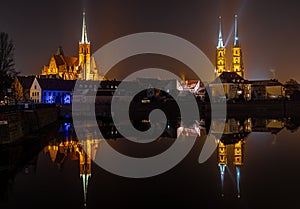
[30, 77, 75, 104]
[215, 15, 244, 79]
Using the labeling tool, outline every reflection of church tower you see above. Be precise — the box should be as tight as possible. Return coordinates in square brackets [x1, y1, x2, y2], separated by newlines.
[233, 140, 244, 198]
[217, 141, 227, 197]
[79, 138, 100, 208]
[216, 16, 226, 77]
[231, 15, 244, 78]
[79, 149, 91, 208]
[217, 139, 245, 198]
[79, 11, 91, 80]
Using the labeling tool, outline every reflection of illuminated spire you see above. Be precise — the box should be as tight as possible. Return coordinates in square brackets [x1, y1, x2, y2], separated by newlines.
[217, 141, 227, 197]
[236, 166, 241, 198]
[82, 172, 90, 208]
[219, 164, 226, 197]
[234, 140, 244, 198]
[79, 138, 100, 208]
[79, 147, 91, 208]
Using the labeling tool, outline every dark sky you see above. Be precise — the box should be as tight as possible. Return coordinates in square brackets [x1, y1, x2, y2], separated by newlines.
[1, 0, 300, 82]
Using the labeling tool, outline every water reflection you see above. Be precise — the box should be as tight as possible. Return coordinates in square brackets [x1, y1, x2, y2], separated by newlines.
[44, 123, 102, 208]
[1, 116, 300, 208]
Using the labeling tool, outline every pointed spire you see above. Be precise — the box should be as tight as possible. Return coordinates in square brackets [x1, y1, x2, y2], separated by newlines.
[234, 15, 239, 47]
[81, 11, 89, 44]
[217, 16, 224, 48]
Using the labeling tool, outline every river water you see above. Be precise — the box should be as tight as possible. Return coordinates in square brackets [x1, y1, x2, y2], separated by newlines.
[0, 117, 300, 209]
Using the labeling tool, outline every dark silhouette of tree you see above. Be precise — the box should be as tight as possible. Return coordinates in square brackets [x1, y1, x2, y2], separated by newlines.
[0, 32, 19, 100]
[286, 78, 298, 85]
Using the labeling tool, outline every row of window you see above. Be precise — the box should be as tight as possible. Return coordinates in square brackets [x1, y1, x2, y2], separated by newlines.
[32, 92, 39, 97]
[43, 91, 66, 97]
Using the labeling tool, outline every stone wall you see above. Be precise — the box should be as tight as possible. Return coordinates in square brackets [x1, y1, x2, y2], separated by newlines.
[0, 107, 57, 145]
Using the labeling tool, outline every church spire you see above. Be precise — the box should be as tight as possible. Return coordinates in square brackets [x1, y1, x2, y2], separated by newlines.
[231, 14, 244, 78]
[217, 16, 224, 48]
[215, 16, 226, 77]
[233, 15, 239, 47]
[81, 11, 89, 44]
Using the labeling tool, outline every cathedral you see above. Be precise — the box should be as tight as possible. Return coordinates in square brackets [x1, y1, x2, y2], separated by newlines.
[41, 12, 101, 80]
[215, 15, 244, 78]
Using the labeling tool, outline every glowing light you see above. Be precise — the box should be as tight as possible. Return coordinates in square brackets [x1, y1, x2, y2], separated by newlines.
[64, 94, 71, 104]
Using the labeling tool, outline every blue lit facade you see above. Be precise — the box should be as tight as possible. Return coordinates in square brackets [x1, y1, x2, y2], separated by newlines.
[30, 77, 75, 104]
[42, 90, 72, 104]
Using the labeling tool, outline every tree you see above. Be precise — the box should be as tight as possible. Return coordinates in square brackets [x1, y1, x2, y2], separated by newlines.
[286, 78, 298, 85]
[0, 32, 19, 100]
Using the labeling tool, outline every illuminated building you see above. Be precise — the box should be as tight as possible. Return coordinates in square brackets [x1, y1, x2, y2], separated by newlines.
[41, 11, 101, 80]
[210, 72, 251, 101]
[231, 15, 244, 78]
[30, 77, 75, 104]
[250, 80, 285, 100]
[215, 15, 245, 79]
[215, 16, 226, 77]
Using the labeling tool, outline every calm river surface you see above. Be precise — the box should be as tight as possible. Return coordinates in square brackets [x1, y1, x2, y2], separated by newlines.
[1, 117, 300, 209]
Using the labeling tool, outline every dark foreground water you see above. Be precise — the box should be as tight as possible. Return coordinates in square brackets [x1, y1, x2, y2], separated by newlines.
[1, 117, 300, 209]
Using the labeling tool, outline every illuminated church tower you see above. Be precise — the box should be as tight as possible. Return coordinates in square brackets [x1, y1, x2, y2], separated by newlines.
[79, 11, 91, 80]
[215, 16, 227, 77]
[231, 15, 244, 78]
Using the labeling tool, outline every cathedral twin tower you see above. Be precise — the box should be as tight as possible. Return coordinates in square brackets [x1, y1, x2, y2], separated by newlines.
[216, 15, 244, 78]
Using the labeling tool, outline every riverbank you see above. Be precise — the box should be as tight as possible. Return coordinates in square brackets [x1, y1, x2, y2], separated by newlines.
[0, 105, 58, 145]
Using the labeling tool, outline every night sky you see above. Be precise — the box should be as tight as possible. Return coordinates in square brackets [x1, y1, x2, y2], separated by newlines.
[1, 0, 300, 82]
